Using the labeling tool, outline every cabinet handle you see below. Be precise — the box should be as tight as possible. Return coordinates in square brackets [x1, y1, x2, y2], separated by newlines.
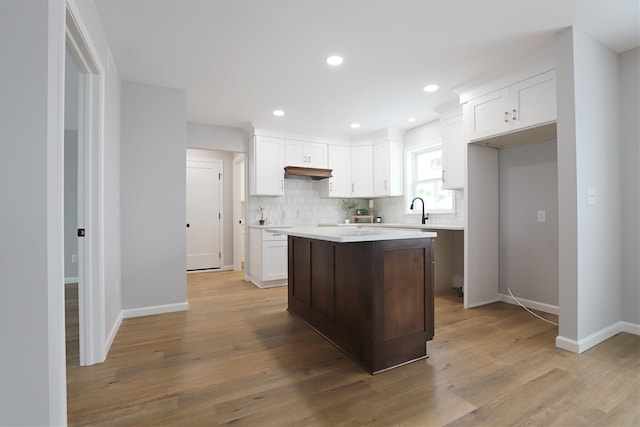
[280, 179, 284, 190]
[504, 112, 509, 123]
[442, 170, 446, 183]
[352, 183, 355, 193]
[384, 179, 388, 190]
[512, 109, 517, 120]
[329, 182, 333, 192]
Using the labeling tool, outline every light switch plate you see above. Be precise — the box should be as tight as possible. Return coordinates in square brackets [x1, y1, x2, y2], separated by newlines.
[587, 187, 596, 206]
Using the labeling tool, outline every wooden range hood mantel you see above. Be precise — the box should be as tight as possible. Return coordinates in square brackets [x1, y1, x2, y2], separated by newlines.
[284, 166, 333, 180]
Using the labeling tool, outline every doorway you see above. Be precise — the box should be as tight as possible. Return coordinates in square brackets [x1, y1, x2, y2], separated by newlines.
[233, 153, 246, 271]
[65, 4, 105, 366]
[186, 158, 223, 271]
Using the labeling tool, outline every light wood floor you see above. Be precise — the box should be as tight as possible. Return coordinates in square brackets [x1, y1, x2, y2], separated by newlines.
[66, 271, 640, 426]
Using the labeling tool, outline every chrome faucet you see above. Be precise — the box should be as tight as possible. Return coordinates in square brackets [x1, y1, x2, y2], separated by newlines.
[410, 197, 429, 224]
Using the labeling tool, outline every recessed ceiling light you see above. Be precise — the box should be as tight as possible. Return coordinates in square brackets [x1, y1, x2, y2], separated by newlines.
[326, 55, 344, 66]
[423, 84, 439, 93]
[408, 117, 416, 123]
[350, 123, 360, 129]
[273, 110, 285, 117]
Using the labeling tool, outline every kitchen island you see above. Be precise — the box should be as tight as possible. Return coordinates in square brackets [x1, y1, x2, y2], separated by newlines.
[274, 226, 436, 374]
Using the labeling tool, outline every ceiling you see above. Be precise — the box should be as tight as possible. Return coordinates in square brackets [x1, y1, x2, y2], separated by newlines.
[94, 0, 639, 139]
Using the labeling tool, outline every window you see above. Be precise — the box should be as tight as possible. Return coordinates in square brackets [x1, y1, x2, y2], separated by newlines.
[405, 143, 454, 214]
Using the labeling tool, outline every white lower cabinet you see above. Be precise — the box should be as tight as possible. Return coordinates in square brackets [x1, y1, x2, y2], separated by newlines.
[248, 227, 288, 288]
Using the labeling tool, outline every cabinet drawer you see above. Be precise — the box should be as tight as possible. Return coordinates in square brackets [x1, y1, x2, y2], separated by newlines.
[262, 229, 287, 241]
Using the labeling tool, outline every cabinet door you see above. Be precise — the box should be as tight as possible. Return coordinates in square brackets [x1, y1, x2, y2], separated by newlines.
[373, 141, 403, 197]
[305, 142, 328, 168]
[263, 240, 288, 281]
[441, 114, 465, 190]
[285, 140, 328, 168]
[285, 139, 306, 167]
[350, 145, 373, 197]
[510, 70, 556, 131]
[253, 136, 284, 196]
[464, 87, 510, 142]
[319, 145, 351, 198]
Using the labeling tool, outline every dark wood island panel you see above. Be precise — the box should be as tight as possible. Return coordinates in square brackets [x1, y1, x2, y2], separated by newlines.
[287, 235, 435, 374]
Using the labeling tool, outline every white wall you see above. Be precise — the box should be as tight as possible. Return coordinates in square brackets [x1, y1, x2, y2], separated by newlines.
[619, 47, 640, 327]
[0, 1, 66, 425]
[121, 81, 188, 312]
[556, 27, 623, 352]
[64, 129, 79, 280]
[1, 0, 122, 423]
[499, 139, 558, 307]
[186, 148, 235, 268]
[187, 121, 248, 152]
[64, 51, 79, 281]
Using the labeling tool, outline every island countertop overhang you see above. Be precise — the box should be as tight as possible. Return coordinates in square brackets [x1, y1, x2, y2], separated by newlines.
[268, 226, 437, 243]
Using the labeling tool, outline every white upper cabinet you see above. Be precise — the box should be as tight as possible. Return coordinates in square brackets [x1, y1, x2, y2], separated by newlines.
[441, 113, 465, 190]
[285, 139, 328, 168]
[464, 70, 556, 142]
[249, 135, 285, 196]
[373, 141, 403, 197]
[319, 144, 351, 198]
[350, 145, 373, 198]
[509, 70, 556, 131]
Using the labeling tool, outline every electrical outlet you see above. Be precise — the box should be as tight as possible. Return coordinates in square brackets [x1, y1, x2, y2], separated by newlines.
[72, 254, 78, 263]
[537, 210, 546, 222]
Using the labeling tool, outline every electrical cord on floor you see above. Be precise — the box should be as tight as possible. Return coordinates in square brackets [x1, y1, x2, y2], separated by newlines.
[507, 288, 559, 326]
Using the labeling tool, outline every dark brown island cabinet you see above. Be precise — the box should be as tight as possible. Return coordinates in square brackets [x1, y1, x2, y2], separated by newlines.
[286, 232, 435, 374]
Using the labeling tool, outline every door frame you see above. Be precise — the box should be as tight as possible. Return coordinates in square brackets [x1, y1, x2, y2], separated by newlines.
[233, 153, 246, 271]
[186, 156, 224, 271]
[65, 2, 105, 366]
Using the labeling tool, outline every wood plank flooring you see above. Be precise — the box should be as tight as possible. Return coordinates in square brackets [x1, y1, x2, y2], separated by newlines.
[66, 271, 640, 426]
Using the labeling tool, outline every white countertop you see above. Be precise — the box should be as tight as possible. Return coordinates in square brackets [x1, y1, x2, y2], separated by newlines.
[247, 224, 293, 229]
[269, 226, 437, 243]
[320, 223, 464, 231]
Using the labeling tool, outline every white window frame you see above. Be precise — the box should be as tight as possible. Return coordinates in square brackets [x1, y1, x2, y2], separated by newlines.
[405, 141, 455, 215]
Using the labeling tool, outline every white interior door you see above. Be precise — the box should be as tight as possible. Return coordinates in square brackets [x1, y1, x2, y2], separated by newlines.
[187, 160, 222, 270]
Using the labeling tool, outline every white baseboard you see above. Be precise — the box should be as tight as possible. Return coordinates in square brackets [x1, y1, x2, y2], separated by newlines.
[65, 276, 79, 284]
[187, 265, 234, 274]
[466, 297, 499, 308]
[122, 301, 189, 319]
[556, 320, 640, 354]
[104, 311, 123, 355]
[498, 292, 559, 315]
[621, 321, 640, 335]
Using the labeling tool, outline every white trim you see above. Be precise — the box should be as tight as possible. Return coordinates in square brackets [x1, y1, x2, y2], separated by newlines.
[621, 321, 640, 335]
[186, 265, 234, 274]
[497, 292, 559, 315]
[65, 1, 106, 367]
[555, 335, 580, 353]
[122, 302, 189, 319]
[466, 297, 500, 308]
[48, 0, 67, 424]
[556, 321, 639, 354]
[104, 311, 123, 354]
[65, 276, 79, 284]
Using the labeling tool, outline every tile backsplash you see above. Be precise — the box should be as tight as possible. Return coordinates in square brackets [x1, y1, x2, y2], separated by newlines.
[248, 178, 464, 226]
[248, 179, 368, 226]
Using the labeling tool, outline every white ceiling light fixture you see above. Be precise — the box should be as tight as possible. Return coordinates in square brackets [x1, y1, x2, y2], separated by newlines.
[423, 84, 440, 93]
[350, 123, 360, 129]
[408, 117, 416, 123]
[273, 110, 285, 117]
[326, 55, 344, 66]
